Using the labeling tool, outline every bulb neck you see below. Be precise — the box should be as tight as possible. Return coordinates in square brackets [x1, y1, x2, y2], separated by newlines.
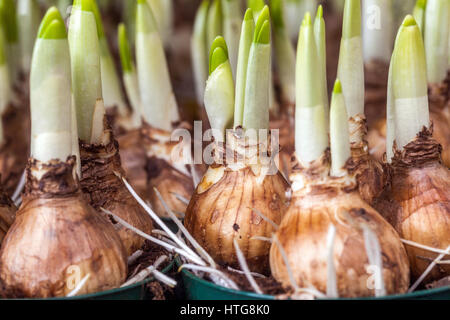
[24, 156, 80, 199]
[390, 126, 443, 172]
[290, 151, 358, 198]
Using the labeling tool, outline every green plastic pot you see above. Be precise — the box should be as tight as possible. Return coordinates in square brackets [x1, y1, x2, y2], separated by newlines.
[177, 258, 450, 300]
[58, 259, 175, 300]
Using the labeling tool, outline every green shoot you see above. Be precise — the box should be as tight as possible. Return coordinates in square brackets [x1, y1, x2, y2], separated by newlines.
[0, 0, 20, 83]
[222, 0, 242, 78]
[206, 0, 222, 50]
[242, 5, 271, 131]
[30, 7, 73, 163]
[424, 0, 449, 84]
[413, 0, 427, 35]
[147, 0, 174, 48]
[314, 5, 329, 130]
[118, 23, 142, 127]
[330, 79, 351, 177]
[68, 0, 105, 144]
[90, 0, 127, 115]
[337, 0, 365, 134]
[204, 36, 235, 141]
[386, 15, 429, 161]
[234, 8, 254, 128]
[271, 0, 296, 107]
[136, 0, 179, 131]
[0, 18, 11, 122]
[295, 12, 328, 165]
[17, 0, 41, 73]
[247, 0, 265, 21]
[191, 0, 210, 105]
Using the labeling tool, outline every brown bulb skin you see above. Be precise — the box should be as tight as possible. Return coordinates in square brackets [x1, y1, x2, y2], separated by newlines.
[270, 114, 295, 178]
[0, 183, 16, 244]
[80, 128, 153, 256]
[185, 164, 289, 274]
[270, 155, 410, 297]
[117, 129, 148, 198]
[348, 116, 386, 205]
[0, 158, 127, 298]
[428, 75, 450, 167]
[141, 124, 194, 218]
[374, 128, 450, 282]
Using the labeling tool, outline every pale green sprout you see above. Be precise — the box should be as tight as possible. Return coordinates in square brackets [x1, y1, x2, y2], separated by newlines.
[271, 0, 296, 107]
[191, 0, 210, 105]
[204, 36, 235, 141]
[136, 0, 179, 132]
[30, 7, 73, 164]
[68, 0, 106, 144]
[222, 0, 242, 78]
[0, 20, 11, 114]
[362, 0, 394, 64]
[234, 8, 254, 128]
[330, 79, 351, 177]
[124, 0, 137, 49]
[337, 0, 365, 141]
[118, 23, 142, 128]
[0, 20, 10, 146]
[295, 12, 328, 165]
[0, 0, 20, 83]
[17, 0, 41, 74]
[386, 15, 429, 161]
[242, 5, 271, 131]
[424, 0, 449, 84]
[57, 0, 72, 18]
[247, 0, 265, 20]
[413, 0, 427, 35]
[91, 0, 127, 116]
[207, 0, 222, 50]
[247, 0, 278, 116]
[147, 0, 173, 48]
[314, 5, 329, 130]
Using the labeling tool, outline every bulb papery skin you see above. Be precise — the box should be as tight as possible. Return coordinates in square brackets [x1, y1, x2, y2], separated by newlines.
[346, 115, 386, 205]
[116, 129, 148, 199]
[270, 154, 410, 297]
[374, 128, 450, 282]
[184, 131, 289, 274]
[141, 123, 194, 218]
[0, 157, 127, 298]
[79, 123, 153, 256]
[0, 183, 15, 243]
[427, 72, 450, 167]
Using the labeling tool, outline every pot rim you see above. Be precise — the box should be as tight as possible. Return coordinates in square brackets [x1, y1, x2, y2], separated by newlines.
[3, 258, 176, 300]
[176, 257, 450, 300]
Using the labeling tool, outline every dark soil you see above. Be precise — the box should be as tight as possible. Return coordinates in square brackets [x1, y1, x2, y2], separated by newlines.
[127, 240, 177, 300]
[205, 265, 290, 297]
